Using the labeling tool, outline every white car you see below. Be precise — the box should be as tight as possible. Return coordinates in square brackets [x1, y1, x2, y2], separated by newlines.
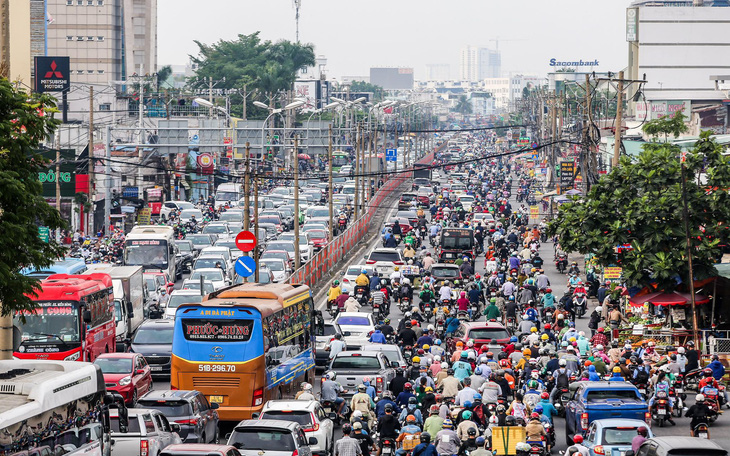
[189, 268, 229, 290]
[200, 246, 234, 272]
[332, 312, 374, 350]
[161, 200, 195, 220]
[165, 289, 204, 319]
[179, 208, 203, 223]
[458, 195, 475, 212]
[341, 264, 375, 290]
[202, 222, 232, 239]
[261, 259, 289, 283]
[364, 248, 404, 276]
[278, 233, 314, 262]
[259, 400, 334, 456]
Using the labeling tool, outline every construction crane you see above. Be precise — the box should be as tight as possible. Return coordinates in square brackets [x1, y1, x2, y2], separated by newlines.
[293, 0, 302, 43]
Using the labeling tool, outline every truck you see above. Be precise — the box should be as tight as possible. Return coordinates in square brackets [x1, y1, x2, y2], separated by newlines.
[437, 228, 475, 264]
[110, 408, 182, 456]
[325, 351, 398, 399]
[413, 162, 432, 180]
[564, 381, 649, 445]
[85, 266, 145, 352]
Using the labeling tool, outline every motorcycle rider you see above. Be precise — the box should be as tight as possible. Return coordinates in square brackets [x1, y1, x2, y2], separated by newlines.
[376, 391, 401, 418]
[395, 415, 422, 456]
[525, 412, 547, 443]
[398, 321, 418, 347]
[321, 372, 347, 418]
[328, 280, 342, 311]
[351, 384, 375, 428]
[297, 383, 316, 401]
[376, 404, 401, 456]
[327, 333, 347, 360]
[686, 394, 716, 432]
[355, 269, 371, 301]
[435, 420, 461, 456]
[413, 432, 438, 456]
[399, 396, 424, 425]
[369, 326, 387, 344]
[457, 428, 479, 456]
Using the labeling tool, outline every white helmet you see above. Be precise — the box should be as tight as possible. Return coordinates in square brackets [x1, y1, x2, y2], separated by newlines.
[696, 394, 705, 402]
[434, 355, 441, 362]
[596, 344, 604, 351]
[559, 359, 567, 366]
[596, 306, 602, 313]
[303, 383, 312, 391]
[578, 331, 585, 337]
[402, 277, 411, 285]
[428, 324, 435, 331]
[467, 352, 476, 360]
[677, 347, 685, 354]
[467, 340, 474, 347]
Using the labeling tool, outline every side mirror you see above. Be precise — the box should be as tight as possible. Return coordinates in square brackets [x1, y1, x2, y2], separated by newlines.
[126, 301, 134, 313]
[251, 412, 260, 419]
[308, 437, 318, 445]
[83, 310, 92, 323]
[167, 282, 174, 288]
[170, 423, 181, 433]
[211, 402, 220, 409]
[135, 369, 144, 375]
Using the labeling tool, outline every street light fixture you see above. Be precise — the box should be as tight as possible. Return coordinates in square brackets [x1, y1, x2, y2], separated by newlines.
[193, 97, 214, 108]
[285, 100, 306, 110]
[253, 101, 270, 110]
[330, 96, 346, 104]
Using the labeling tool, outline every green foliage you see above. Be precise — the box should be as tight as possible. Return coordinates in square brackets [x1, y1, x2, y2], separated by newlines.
[548, 113, 729, 292]
[454, 95, 472, 116]
[642, 111, 688, 141]
[0, 78, 66, 315]
[190, 32, 315, 118]
[349, 81, 385, 101]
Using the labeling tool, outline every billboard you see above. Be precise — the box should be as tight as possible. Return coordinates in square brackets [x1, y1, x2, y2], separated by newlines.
[34, 57, 70, 93]
[294, 80, 318, 112]
[635, 100, 691, 121]
[370, 67, 414, 90]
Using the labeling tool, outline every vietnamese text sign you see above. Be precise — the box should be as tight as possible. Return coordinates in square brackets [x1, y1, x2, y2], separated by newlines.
[559, 161, 574, 186]
[529, 205, 539, 219]
[604, 266, 622, 280]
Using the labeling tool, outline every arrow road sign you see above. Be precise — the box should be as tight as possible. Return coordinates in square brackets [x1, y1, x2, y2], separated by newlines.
[235, 256, 257, 278]
[235, 230, 257, 252]
[385, 148, 397, 162]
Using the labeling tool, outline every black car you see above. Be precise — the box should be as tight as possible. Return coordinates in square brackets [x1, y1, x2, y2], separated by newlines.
[137, 390, 220, 444]
[130, 319, 174, 378]
[175, 240, 196, 274]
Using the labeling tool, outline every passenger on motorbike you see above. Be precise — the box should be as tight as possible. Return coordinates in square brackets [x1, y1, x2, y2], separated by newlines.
[525, 412, 547, 442]
[369, 326, 387, 344]
[686, 394, 716, 431]
[395, 414, 422, 456]
[435, 419, 461, 456]
[328, 281, 342, 308]
[351, 384, 376, 427]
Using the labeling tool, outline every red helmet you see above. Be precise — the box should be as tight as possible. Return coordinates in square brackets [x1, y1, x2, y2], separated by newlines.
[404, 382, 412, 389]
[544, 323, 551, 330]
[573, 435, 583, 444]
[411, 319, 418, 326]
[598, 327, 605, 333]
[475, 274, 481, 279]
[546, 288, 552, 293]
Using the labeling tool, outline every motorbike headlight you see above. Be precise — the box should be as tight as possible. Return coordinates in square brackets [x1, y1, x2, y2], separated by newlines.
[118, 376, 132, 386]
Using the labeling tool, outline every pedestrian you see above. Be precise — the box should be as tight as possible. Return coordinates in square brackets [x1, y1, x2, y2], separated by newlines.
[335, 424, 362, 456]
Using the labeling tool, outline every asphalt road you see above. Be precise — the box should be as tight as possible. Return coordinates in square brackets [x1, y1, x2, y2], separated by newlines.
[156, 181, 730, 450]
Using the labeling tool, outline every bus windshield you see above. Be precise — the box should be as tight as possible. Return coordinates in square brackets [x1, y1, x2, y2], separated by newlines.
[125, 239, 169, 268]
[442, 235, 473, 250]
[216, 191, 240, 202]
[14, 303, 80, 343]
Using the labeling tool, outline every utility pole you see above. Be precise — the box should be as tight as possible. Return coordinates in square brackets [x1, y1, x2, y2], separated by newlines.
[360, 125, 366, 214]
[55, 129, 61, 241]
[0, 0, 8, 77]
[613, 71, 624, 168]
[254, 175, 259, 283]
[242, 83, 247, 121]
[354, 124, 360, 220]
[293, 135, 301, 270]
[244, 142, 251, 231]
[88, 86, 94, 234]
[328, 124, 334, 240]
[584, 74, 593, 194]
[550, 92, 557, 189]
[104, 125, 111, 237]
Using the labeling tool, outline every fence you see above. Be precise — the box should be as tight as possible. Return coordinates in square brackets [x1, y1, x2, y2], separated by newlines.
[287, 148, 437, 288]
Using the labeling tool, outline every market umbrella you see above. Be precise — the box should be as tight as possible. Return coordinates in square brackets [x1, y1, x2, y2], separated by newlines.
[629, 291, 710, 307]
[298, 153, 311, 160]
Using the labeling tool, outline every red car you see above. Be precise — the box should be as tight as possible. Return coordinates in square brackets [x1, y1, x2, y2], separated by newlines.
[307, 229, 329, 251]
[448, 321, 511, 352]
[145, 270, 175, 294]
[94, 353, 153, 405]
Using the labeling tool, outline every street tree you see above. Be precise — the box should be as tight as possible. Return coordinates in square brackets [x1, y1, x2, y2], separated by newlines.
[0, 78, 66, 315]
[454, 95, 472, 116]
[547, 113, 730, 292]
[349, 81, 386, 101]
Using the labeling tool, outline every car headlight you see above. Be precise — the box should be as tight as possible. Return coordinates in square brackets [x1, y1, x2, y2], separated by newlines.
[64, 351, 81, 361]
[118, 376, 132, 386]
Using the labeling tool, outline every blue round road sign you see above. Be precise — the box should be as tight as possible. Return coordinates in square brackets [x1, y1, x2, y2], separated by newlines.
[235, 256, 257, 278]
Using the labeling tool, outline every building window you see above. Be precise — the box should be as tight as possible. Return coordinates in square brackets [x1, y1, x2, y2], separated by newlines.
[98, 36, 104, 41]
[77, 0, 82, 4]
[99, 103, 111, 111]
[87, 0, 93, 4]
[77, 36, 84, 41]
[66, 0, 73, 5]
[67, 36, 73, 41]
[87, 70, 94, 74]
[88, 36, 94, 41]
[97, 69, 104, 74]
[97, 0, 103, 4]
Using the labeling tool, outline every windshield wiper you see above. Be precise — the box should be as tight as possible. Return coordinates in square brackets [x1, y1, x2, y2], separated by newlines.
[26, 333, 66, 343]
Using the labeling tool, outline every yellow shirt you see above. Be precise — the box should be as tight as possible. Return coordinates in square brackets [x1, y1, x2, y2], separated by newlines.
[355, 274, 370, 286]
[328, 286, 341, 302]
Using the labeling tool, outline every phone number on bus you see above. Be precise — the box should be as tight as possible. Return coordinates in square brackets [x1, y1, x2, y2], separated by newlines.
[198, 364, 237, 372]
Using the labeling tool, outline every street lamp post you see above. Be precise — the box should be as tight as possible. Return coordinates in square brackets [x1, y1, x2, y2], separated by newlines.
[254, 100, 305, 176]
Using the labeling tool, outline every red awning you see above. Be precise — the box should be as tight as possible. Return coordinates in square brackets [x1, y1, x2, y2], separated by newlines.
[629, 291, 710, 307]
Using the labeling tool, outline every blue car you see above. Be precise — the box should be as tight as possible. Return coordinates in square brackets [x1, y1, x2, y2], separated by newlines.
[584, 419, 653, 456]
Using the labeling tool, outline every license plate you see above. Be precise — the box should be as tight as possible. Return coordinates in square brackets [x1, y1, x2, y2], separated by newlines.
[151, 366, 162, 371]
[639, 389, 646, 394]
[658, 409, 666, 415]
[677, 388, 683, 393]
[209, 395, 223, 404]
[383, 448, 392, 454]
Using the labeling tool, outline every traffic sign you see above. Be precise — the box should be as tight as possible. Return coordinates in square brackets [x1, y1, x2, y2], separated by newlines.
[235, 230, 257, 252]
[38, 226, 50, 243]
[235, 256, 257, 278]
[385, 148, 397, 162]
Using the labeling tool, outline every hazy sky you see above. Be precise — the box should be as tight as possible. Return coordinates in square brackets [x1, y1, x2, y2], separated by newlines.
[158, 0, 628, 79]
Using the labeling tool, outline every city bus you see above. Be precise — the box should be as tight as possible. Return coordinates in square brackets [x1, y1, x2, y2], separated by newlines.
[170, 283, 316, 421]
[124, 225, 178, 280]
[0, 360, 113, 456]
[331, 151, 350, 172]
[14, 273, 115, 362]
[437, 228, 476, 265]
[20, 257, 89, 279]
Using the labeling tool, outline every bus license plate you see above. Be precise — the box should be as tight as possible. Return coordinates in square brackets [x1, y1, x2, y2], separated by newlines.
[209, 395, 224, 404]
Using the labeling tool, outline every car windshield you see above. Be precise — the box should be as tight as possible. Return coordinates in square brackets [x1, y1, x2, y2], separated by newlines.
[331, 356, 381, 369]
[269, 243, 294, 253]
[188, 235, 213, 248]
[145, 278, 158, 292]
[468, 328, 509, 340]
[203, 225, 228, 234]
[110, 417, 141, 433]
[94, 357, 132, 374]
[442, 236, 473, 249]
[190, 270, 224, 282]
[368, 252, 401, 262]
[261, 410, 313, 427]
[259, 217, 280, 225]
[337, 316, 370, 326]
[219, 212, 242, 222]
[322, 324, 338, 337]
[168, 294, 203, 309]
[432, 267, 460, 277]
[136, 400, 192, 416]
[230, 429, 295, 452]
[262, 260, 285, 272]
[586, 390, 640, 402]
[601, 427, 640, 445]
[194, 258, 224, 270]
[176, 242, 192, 253]
[133, 327, 174, 344]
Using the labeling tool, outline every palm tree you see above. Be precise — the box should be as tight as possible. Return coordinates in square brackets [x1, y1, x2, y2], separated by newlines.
[455, 95, 472, 116]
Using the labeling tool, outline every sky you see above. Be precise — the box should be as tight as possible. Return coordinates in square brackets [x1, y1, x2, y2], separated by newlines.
[158, 0, 628, 80]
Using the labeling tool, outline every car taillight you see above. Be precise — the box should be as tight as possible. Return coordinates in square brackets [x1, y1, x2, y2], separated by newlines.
[593, 445, 605, 455]
[302, 414, 320, 432]
[645, 412, 652, 426]
[580, 413, 588, 430]
[366, 260, 376, 264]
[171, 385, 178, 390]
[393, 261, 404, 265]
[376, 377, 383, 393]
[292, 450, 299, 456]
[253, 387, 264, 406]
[140, 440, 149, 456]
[175, 419, 198, 425]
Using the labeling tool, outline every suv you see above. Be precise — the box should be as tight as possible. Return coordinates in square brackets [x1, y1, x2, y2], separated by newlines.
[227, 420, 318, 456]
[161, 200, 195, 220]
[130, 319, 175, 377]
[364, 248, 404, 275]
[448, 321, 511, 352]
[138, 390, 221, 444]
[161, 445, 242, 456]
[110, 408, 182, 456]
[633, 437, 727, 456]
[398, 193, 417, 210]
[258, 401, 334, 456]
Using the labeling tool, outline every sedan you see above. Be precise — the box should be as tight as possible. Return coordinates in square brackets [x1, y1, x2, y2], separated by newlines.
[261, 259, 289, 283]
[306, 230, 329, 251]
[584, 419, 653, 456]
[278, 233, 313, 262]
[94, 353, 153, 405]
[189, 268, 229, 290]
[202, 223, 232, 239]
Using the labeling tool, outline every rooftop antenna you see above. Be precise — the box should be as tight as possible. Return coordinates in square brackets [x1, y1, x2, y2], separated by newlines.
[293, 0, 302, 43]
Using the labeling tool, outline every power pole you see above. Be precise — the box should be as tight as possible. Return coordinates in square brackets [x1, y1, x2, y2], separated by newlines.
[244, 142, 251, 231]
[88, 86, 95, 234]
[354, 124, 360, 220]
[242, 83, 247, 121]
[328, 124, 334, 240]
[550, 92, 557, 189]
[254, 176, 259, 282]
[293, 135, 301, 270]
[55, 129, 61, 241]
[584, 74, 593, 194]
[360, 124, 366, 214]
[680, 158, 699, 347]
[0, 0, 9, 77]
[613, 71, 624, 168]
[104, 125, 111, 237]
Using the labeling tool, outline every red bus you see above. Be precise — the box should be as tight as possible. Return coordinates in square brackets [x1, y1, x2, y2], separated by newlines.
[14, 273, 116, 362]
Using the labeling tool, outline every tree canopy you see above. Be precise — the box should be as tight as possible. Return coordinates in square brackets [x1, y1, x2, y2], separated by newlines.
[349, 81, 385, 101]
[0, 78, 66, 315]
[190, 33, 315, 117]
[454, 95, 473, 116]
[547, 113, 730, 292]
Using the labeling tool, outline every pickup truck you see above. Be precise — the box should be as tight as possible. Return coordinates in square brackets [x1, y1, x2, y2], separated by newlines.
[326, 351, 398, 399]
[565, 381, 649, 445]
[110, 408, 182, 456]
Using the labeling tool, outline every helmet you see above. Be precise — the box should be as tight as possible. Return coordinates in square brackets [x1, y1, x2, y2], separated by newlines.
[612, 340, 619, 347]
[358, 384, 367, 392]
[573, 435, 583, 444]
[559, 359, 567, 367]
[406, 414, 416, 424]
[385, 403, 394, 412]
[528, 380, 538, 389]
[596, 306, 602, 312]
[534, 405, 544, 414]
[411, 319, 418, 326]
[434, 355, 441, 362]
[678, 347, 685, 354]
[596, 344, 604, 351]
[541, 392, 549, 399]
[598, 327, 605, 333]
[334, 280, 340, 286]
[303, 383, 313, 391]
[394, 266, 400, 271]
[435, 339, 442, 345]
[496, 404, 506, 413]
[428, 324, 435, 331]
[408, 396, 418, 405]
[541, 334, 549, 341]
[404, 382, 413, 390]
[476, 437, 486, 446]
[510, 336, 518, 343]
[413, 356, 421, 363]
[696, 394, 705, 402]
[530, 327, 538, 333]
[441, 362, 448, 369]
[505, 416, 516, 426]
[473, 393, 482, 401]
[423, 344, 430, 350]
[531, 412, 540, 419]
[461, 351, 468, 359]
[467, 428, 477, 437]
[613, 367, 621, 373]
[326, 371, 337, 380]
[545, 323, 551, 330]
[442, 419, 454, 429]
[637, 426, 648, 437]
[464, 401, 473, 409]
[462, 410, 473, 420]
[703, 368, 713, 377]
[421, 432, 431, 444]
[353, 422, 363, 430]
[430, 404, 440, 414]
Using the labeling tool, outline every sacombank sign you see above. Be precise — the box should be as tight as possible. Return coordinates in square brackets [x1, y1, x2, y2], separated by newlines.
[549, 59, 599, 67]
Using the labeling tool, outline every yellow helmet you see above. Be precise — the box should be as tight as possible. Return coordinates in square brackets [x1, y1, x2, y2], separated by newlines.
[541, 334, 549, 341]
[530, 327, 538, 333]
[423, 344, 431, 350]
[613, 366, 621, 373]
[413, 356, 421, 363]
[394, 266, 400, 271]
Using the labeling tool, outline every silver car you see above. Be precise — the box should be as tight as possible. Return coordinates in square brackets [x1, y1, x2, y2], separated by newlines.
[228, 420, 316, 456]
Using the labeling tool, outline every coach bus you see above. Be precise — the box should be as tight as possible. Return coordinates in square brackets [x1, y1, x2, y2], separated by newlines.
[170, 283, 316, 421]
[0, 360, 112, 456]
[14, 273, 115, 362]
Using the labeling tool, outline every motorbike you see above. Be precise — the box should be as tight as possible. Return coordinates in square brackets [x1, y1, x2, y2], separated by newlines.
[542, 307, 554, 325]
[553, 388, 570, 417]
[673, 376, 686, 417]
[403, 345, 413, 362]
[418, 225, 427, 240]
[692, 421, 710, 439]
[399, 296, 412, 313]
[372, 300, 381, 321]
[423, 302, 433, 322]
[380, 438, 396, 455]
[573, 293, 587, 318]
[651, 391, 672, 427]
[470, 303, 480, 321]
[555, 255, 567, 274]
[506, 316, 517, 333]
[338, 218, 347, 234]
[326, 299, 337, 317]
[354, 286, 368, 306]
[702, 387, 720, 422]
[636, 383, 649, 400]
[321, 399, 349, 426]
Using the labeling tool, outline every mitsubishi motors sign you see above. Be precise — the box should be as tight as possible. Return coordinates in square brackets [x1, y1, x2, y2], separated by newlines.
[34, 57, 70, 93]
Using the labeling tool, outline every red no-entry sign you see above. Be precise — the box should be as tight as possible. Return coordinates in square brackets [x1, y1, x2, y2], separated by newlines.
[235, 230, 257, 252]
